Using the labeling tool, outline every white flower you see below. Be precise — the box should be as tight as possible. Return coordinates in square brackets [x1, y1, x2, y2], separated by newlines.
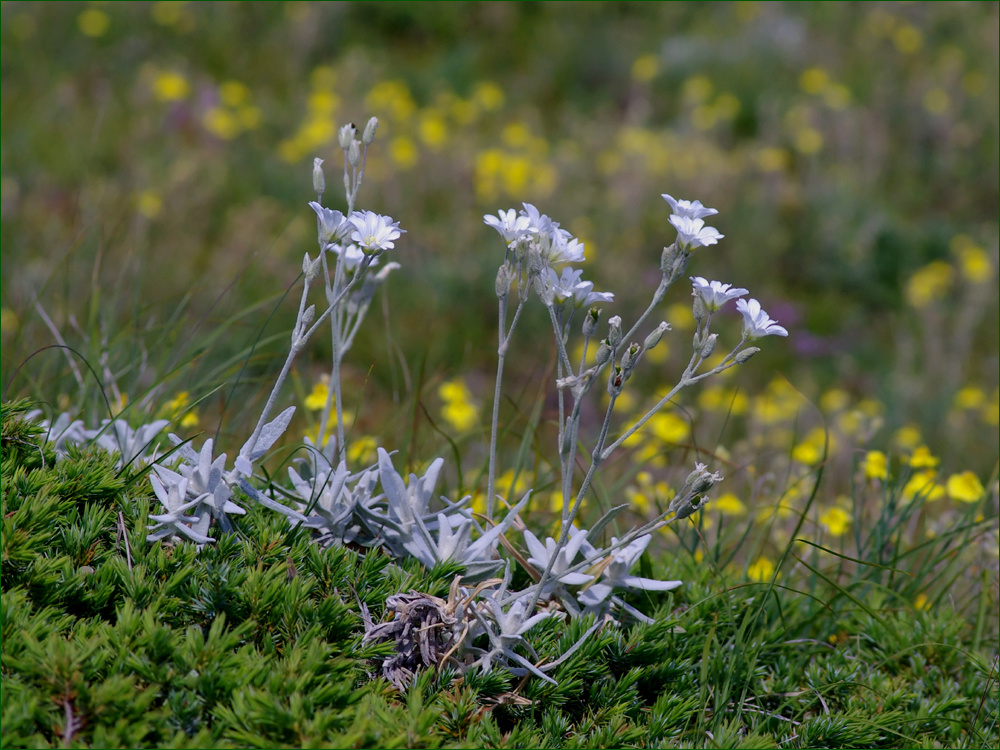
[309, 202, 348, 244]
[484, 209, 533, 244]
[349, 211, 405, 254]
[690, 276, 748, 312]
[523, 526, 593, 598]
[736, 298, 788, 339]
[546, 268, 614, 307]
[669, 215, 724, 249]
[661, 194, 719, 220]
[328, 243, 377, 271]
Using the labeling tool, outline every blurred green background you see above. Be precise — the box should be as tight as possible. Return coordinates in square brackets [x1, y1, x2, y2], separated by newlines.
[1, 1, 997, 475]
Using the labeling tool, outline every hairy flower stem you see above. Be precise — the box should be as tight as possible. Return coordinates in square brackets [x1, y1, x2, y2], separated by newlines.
[243, 258, 371, 462]
[486, 296, 527, 521]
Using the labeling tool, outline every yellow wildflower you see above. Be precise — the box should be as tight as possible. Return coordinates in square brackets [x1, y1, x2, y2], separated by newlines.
[388, 137, 418, 170]
[713, 493, 746, 517]
[438, 378, 479, 433]
[347, 436, 378, 467]
[799, 67, 829, 95]
[747, 557, 776, 582]
[914, 593, 931, 611]
[152, 71, 190, 102]
[954, 245, 993, 284]
[922, 88, 949, 115]
[78, 9, 110, 37]
[304, 378, 330, 411]
[893, 424, 922, 450]
[901, 471, 945, 503]
[862, 450, 889, 481]
[905, 261, 953, 308]
[909, 446, 939, 469]
[631, 54, 659, 82]
[946, 471, 985, 504]
[819, 506, 851, 537]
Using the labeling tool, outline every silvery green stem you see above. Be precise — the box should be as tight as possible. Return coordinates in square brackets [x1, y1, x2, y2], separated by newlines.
[486, 295, 527, 521]
[245, 257, 371, 462]
[525, 353, 619, 614]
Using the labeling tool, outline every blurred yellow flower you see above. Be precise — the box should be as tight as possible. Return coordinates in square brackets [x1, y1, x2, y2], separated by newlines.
[909, 446, 939, 469]
[697, 386, 749, 416]
[631, 54, 659, 82]
[756, 147, 790, 173]
[304, 378, 330, 411]
[78, 9, 110, 38]
[822, 83, 852, 109]
[954, 245, 993, 284]
[984, 391, 1000, 426]
[922, 88, 949, 115]
[799, 67, 829, 95]
[901, 470, 945, 503]
[472, 81, 505, 111]
[648, 412, 689, 444]
[203, 107, 240, 140]
[496, 468, 531, 503]
[1, 308, 18, 334]
[152, 1, 185, 27]
[954, 386, 986, 411]
[747, 557, 776, 582]
[862, 450, 889, 481]
[906, 261, 953, 307]
[946, 471, 985, 503]
[157, 391, 199, 428]
[153, 71, 191, 102]
[692, 105, 718, 131]
[819, 388, 851, 413]
[501, 122, 532, 149]
[237, 106, 261, 130]
[439, 378, 479, 433]
[365, 80, 416, 122]
[914, 593, 931, 611]
[819, 506, 851, 537]
[683, 75, 713, 103]
[419, 112, 448, 149]
[893, 424, 922, 450]
[792, 427, 830, 466]
[220, 81, 250, 107]
[389, 137, 419, 170]
[347, 435, 378, 467]
[666, 302, 695, 332]
[794, 127, 823, 155]
[892, 24, 923, 54]
[136, 190, 162, 219]
[713, 493, 746, 517]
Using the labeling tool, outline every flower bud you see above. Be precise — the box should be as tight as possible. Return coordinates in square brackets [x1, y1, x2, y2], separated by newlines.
[312, 158, 325, 195]
[338, 123, 356, 151]
[735, 347, 760, 364]
[302, 304, 316, 327]
[692, 294, 706, 323]
[660, 243, 677, 273]
[608, 316, 622, 348]
[700, 332, 718, 359]
[643, 321, 670, 350]
[674, 495, 703, 520]
[607, 365, 625, 396]
[583, 307, 601, 337]
[621, 343, 641, 372]
[302, 252, 313, 276]
[362, 116, 379, 145]
[595, 340, 612, 365]
[348, 139, 361, 167]
[495, 265, 512, 299]
[692, 331, 702, 351]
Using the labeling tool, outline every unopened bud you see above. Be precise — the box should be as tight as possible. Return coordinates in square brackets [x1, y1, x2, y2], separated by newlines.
[595, 340, 612, 365]
[495, 265, 512, 299]
[338, 123, 356, 151]
[643, 321, 670, 350]
[692, 294, 706, 322]
[607, 365, 625, 396]
[735, 347, 760, 364]
[692, 331, 702, 351]
[303, 252, 313, 276]
[362, 116, 379, 145]
[660, 243, 677, 273]
[674, 495, 703, 520]
[312, 158, 326, 194]
[621, 343, 641, 372]
[348, 140, 361, 167]
[302, 304, 316, 327]
[700, 333, 718, 359]
[583, 307, 601, 337]
[608, 316, 622, 348]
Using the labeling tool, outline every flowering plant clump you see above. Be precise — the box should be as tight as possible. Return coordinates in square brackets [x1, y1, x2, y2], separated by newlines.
[32, 115, 791, 689]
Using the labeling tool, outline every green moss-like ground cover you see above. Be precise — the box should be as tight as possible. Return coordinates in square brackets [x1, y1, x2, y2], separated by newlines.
[1, 401, 996, 749]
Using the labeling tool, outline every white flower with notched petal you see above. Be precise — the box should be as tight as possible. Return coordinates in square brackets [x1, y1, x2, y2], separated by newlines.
[669, 215, 724, 249]
[349, 211, 405, 255]
[484, 209, 534, 244]
[690, 276, 748, 312]
[661, 194, 719, 220]
[309, 202, 349, 244]
[736, 298, 789, 339]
